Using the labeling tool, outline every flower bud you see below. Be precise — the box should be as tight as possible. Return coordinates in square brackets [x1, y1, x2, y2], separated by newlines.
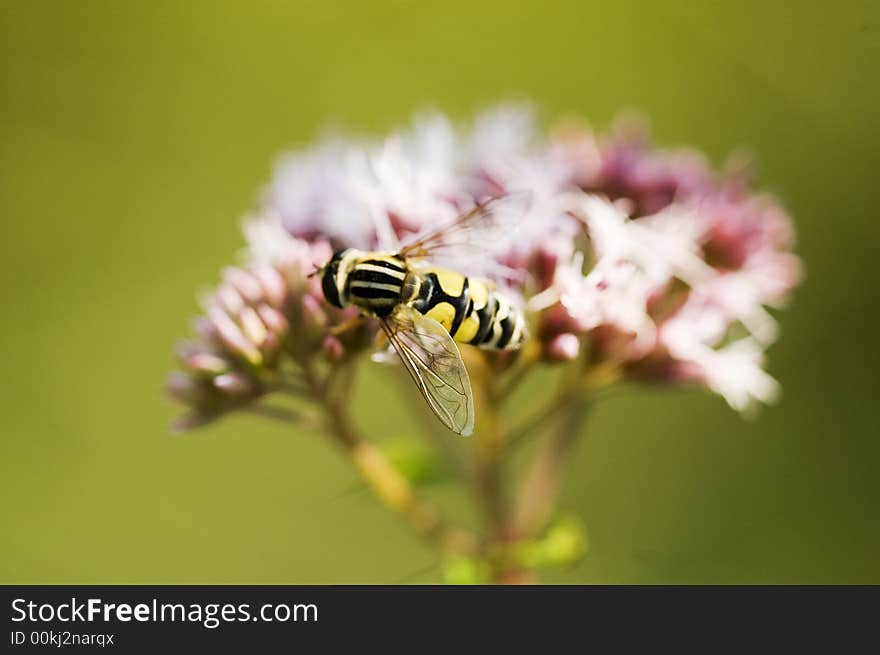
[253, 266, 287, 306]
[208, 306, 262, 366]
[539, 303, 584, 339]
[223, 267, 263, 304]
[321, 334, 345, 362]
[186, 352, 230, 376]
[215, 284, 245, 315]
[166, 372, 200, 403]
[301, 293, 327, 329]
[213, 372, 257, 395]
[544, 333, 580, 362]
[257, 304, 288, 335]
[191, 317, 217, 341]
[238, 306, 269, 348]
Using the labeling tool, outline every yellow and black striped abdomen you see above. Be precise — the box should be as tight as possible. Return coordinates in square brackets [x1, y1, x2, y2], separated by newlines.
[410, 267, 525, 351]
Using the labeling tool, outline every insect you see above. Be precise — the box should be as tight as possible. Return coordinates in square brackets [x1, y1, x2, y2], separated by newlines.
[317, 197, 527, 436]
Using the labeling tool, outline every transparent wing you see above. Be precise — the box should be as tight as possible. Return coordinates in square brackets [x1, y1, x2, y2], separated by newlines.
[397, 192, 532, 270]
[379, 305, 475, 436]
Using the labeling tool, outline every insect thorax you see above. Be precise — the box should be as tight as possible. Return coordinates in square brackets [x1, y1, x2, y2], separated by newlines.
[336, 251, 409, 313]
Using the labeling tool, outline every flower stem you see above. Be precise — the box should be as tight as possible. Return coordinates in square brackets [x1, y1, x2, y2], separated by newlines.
[504, 386, 579, 452]
[510, 396, 590, 538]
[305, 361, 479, 556]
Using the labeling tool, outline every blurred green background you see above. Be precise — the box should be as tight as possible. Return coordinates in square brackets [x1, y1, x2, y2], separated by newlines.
[2, 0, 878, 584]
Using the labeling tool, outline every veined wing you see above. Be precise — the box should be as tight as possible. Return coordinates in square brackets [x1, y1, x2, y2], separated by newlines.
[379, 304, 475, 436]
[397, 191, 532, 267]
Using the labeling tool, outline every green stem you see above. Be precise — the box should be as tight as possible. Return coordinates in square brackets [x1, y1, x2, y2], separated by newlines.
[473, 377, 508, 542]
[473, 370, 542, 583]
[510, 397, 591, 538]
[306, 361, 479, 556]
[504, 386, 579, 452]
[508, 361, 618, 539]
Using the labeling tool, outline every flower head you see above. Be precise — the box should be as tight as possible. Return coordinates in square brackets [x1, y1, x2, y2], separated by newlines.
[169, 104, 802, 426]
[168, 264, 291, 430]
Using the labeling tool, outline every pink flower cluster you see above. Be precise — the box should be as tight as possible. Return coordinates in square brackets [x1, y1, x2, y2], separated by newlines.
[168, 232, 369, 429]
[168, 106, 801, 426]
[539, 118, 802, 410]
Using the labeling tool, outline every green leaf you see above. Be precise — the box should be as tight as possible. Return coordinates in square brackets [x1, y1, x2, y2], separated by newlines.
[381, 438, 451, 486]
[538, 516, 589, 567]
[442, 556, 490, 585]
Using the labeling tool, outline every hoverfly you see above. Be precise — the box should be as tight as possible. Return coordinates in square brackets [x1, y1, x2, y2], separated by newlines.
[317, 196, 527, 436]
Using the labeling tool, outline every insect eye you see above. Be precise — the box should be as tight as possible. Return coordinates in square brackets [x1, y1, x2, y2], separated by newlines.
[321, 264, 342, 307]
[320, 249, 349, 308]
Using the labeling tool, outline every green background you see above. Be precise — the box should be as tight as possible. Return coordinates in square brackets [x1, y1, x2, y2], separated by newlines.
[2, 1, 877, 583]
